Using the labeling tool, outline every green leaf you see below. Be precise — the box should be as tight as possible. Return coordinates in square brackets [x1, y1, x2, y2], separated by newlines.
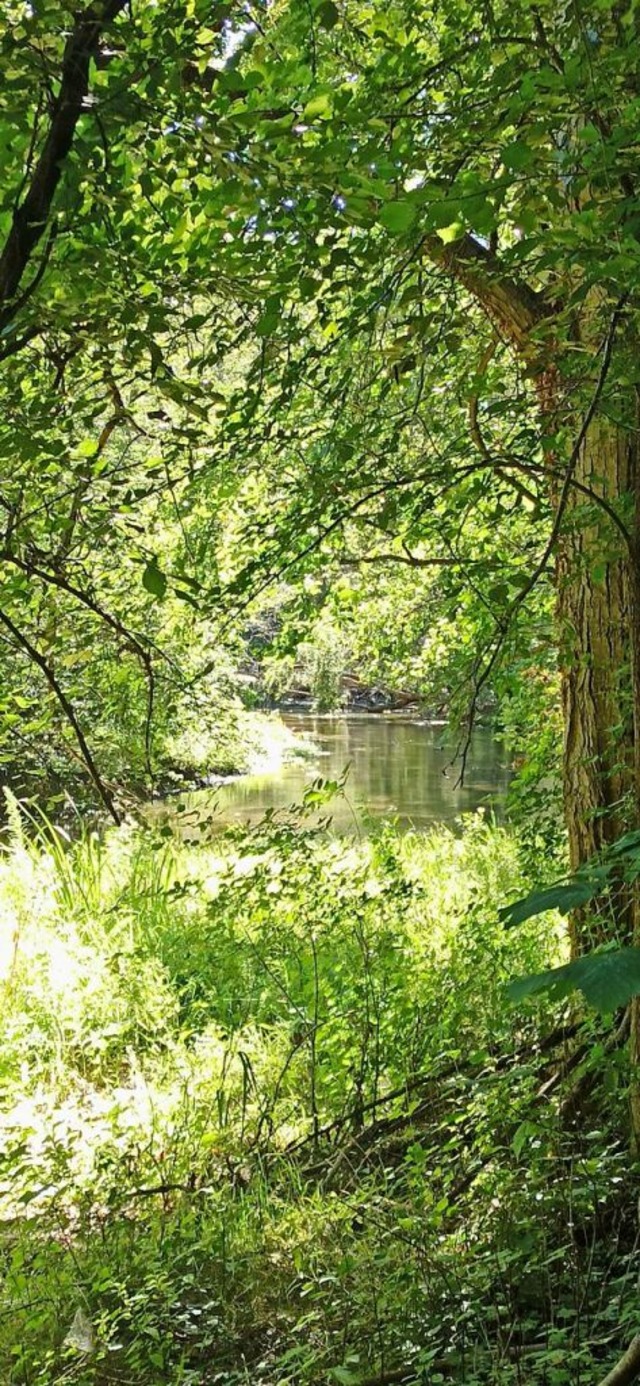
[503, 833, 640, 931]
[512, 1120, 538, 1157]
[502, 141, 534, 171]
[303, 91, 334, 120]
[508, 947, 640, 1013]
[255, 312, 279, 337]
[142, 557, 167, 599]
[316, 0, 340, 27]
[76, 438, 99, 458]
[606, 830, 640, 858]
[379, 201, 416, 234]
[437, 221, 464, 244]
[299, 275, 320, 300]
[500, 877, 601, 928]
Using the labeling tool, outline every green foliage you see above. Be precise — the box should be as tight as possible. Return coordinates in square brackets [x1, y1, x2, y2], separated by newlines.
[0, 807, 636, 1386]
[0, 0, 599, 811]
[508, 948, 640, 1013]
[0, 806, 601, 1385]
[296, 617, 351, 710]
[142, 557, 168, 600]
[503, 878, 602, 927]
[0, 3, 638, 1385]
[504, 832, 640, 1012]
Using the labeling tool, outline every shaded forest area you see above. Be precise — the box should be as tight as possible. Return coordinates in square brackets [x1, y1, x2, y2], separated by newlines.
[1, 2, 640, 1384]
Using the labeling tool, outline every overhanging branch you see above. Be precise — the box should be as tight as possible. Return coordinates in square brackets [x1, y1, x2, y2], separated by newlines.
[0, 604, 121, 822]
[0, 0, 128, 326]
[0, 549, 156, 782]
[421, 232, 550, 355]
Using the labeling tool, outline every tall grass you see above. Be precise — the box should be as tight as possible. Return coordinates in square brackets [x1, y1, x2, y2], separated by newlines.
[1, 801, 628, 1386]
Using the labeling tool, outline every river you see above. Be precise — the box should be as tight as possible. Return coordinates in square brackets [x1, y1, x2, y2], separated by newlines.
[169, 713, 511, 835]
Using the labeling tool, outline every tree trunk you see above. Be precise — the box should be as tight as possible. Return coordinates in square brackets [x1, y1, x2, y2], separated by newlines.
[424, 237, 640, 1122]
[427, 233, 640, 1137]
[555, 413, 640, 953]
[552, 404, 640, 1139]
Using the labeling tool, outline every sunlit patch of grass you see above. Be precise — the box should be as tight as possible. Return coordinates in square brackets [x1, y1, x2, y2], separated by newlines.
[0, 801, 584, 1384]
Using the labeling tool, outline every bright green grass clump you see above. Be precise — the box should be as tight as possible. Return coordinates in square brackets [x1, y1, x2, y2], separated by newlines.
[0, 801, 631, 1386]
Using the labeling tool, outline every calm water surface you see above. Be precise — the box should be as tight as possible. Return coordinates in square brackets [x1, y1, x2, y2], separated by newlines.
[172, 714, 510, 835]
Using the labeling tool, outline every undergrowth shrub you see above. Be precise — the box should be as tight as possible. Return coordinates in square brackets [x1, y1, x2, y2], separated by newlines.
[0, 801, 633, 1386]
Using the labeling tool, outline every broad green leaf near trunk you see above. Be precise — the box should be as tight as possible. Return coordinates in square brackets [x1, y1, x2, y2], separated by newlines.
[508, 948, 640, 1014]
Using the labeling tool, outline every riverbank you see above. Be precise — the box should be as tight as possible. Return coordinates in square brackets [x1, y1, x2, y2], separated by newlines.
[162, 712, 512, 835]
[154, 709, 317, 797]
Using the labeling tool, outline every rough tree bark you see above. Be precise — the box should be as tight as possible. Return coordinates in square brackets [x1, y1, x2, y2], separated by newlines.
[425, 238, 640, 1139]
[426, 237, 639, 936]
[557, 415, 639, 888]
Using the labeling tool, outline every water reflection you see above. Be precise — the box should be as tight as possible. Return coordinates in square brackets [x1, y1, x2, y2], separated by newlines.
[167, 714, 511, 835]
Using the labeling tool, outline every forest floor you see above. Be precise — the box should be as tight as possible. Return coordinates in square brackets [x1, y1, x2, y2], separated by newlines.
[0, 800, 636, 1386]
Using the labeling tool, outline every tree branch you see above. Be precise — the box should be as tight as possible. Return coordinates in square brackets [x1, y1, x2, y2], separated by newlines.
[0, 549, 155, 781]
[467, 336, 540, 504]
[0, 325, 42, 363]
[421, 232, 550, 355]
[599, 1337, 640, 1386]
[341, 551, 483, 569]
[0, 605, 120, 822]
[4, 221, 58, 324]
[0, 0, 128, 325]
